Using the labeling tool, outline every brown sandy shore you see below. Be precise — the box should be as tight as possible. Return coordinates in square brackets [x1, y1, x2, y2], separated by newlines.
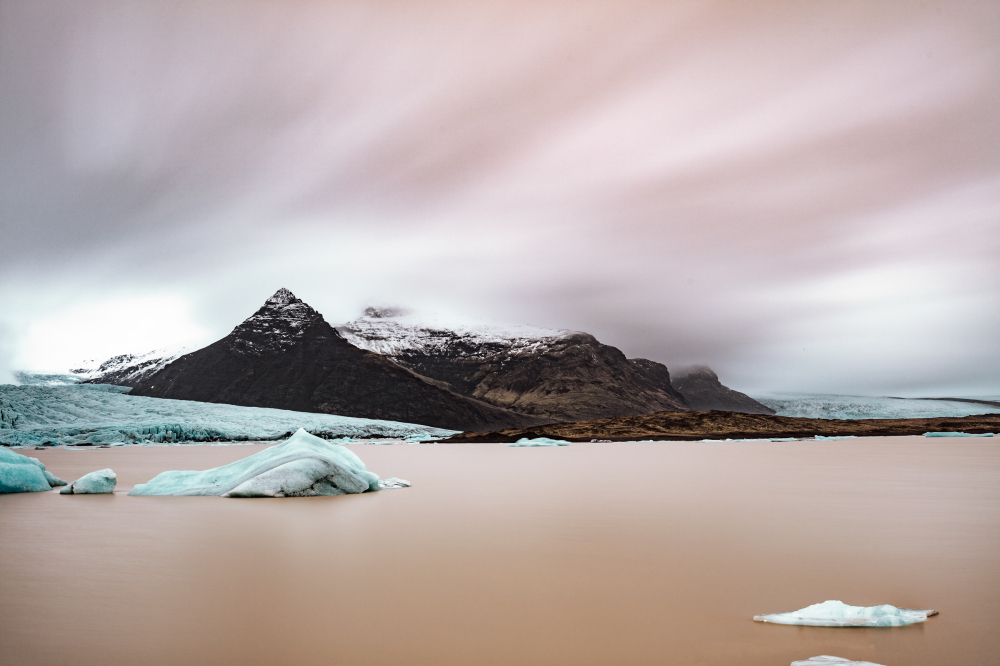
[1, 437, 999, 666]
[446, 409, 1000, 442]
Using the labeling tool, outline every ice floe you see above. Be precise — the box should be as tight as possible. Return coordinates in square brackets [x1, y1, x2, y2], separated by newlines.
[61, 469, 116, 494]
[0, 447, 66, 493]
[378, 477, 410, 489]
[792, 657, 884, 666]
[129, 429, 382, 497]
[507, 437, 570, 447]
[754, 600, 937, 627]
[0, 384, 456, 447]
[924, 431, 993, 437]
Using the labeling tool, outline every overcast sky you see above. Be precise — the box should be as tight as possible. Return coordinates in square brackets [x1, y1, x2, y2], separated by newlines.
[1, 0, 997, 395]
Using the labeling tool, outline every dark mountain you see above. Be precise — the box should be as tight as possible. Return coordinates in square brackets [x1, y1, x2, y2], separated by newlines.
[670, 366, 775, 415]
[338, 310, 689, 423]
[129, 289, 545, 432]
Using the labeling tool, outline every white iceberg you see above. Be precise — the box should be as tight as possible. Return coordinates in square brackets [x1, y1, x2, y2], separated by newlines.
[0, 447, 67, 493]
[507, 437, 570, 447]
[792, 657, 884, 666]
[754, 600, 936, 627]
[378, 477, 410, 489]
[129, 429, 382, 497]
[60, 468, 116, 494]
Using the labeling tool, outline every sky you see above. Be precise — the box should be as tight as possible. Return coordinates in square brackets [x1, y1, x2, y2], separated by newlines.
[1, 0, 998, 396]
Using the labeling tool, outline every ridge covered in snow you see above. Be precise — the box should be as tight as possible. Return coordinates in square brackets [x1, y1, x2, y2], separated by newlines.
[13, 349, 187, 388]
[338, 308, 578, 359]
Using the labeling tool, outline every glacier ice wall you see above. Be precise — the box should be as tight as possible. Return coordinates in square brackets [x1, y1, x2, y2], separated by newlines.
[755, 394, 1000, 420]
[0, 384, 456, 447]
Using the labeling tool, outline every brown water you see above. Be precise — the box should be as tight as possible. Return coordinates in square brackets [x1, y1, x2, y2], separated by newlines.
[1, 437, 997, 666]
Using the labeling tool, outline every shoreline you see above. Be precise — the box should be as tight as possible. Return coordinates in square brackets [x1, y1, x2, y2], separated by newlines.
[446, 409, 1000, 442]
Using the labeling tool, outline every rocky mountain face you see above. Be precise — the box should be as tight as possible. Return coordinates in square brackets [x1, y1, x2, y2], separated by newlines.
[129, 290, 544, 432]
[670, 366, 775, 415]
[338, 310, 689, 423]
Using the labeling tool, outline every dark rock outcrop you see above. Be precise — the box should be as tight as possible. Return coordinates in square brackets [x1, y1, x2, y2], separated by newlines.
[130, 290, 545, 432]
[671, 366, 774, 415]
[338, 312, 689, 423]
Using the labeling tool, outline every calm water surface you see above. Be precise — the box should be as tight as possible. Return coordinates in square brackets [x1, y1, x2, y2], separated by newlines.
[1, 437, 997, 666]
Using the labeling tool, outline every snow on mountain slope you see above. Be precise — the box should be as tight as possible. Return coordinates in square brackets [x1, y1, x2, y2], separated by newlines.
[755, 394, 1000, 420]
[0, 384, 455, 447]
[337, 307, 689, 422]
[78, 349, 187, 386]
[337, 307, 577, 359]
[11, 349, 187, 388]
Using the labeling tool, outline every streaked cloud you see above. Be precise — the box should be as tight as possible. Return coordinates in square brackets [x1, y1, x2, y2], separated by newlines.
[1, 0, 997, 394]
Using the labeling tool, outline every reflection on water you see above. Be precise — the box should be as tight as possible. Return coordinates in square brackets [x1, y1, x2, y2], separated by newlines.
[1, 438, 997, 666]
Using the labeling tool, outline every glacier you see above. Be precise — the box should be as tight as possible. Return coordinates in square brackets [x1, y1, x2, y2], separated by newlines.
[755, 393, 1000, 420]
[129, 429, 381, 497]
[0, 447, 67, 493]
[754, 600, 937, 627]
[507, 437, 570, 447]
[0, 384, 456, 447]
[61, 468, 116, 494]
[792, 657, 884, 666]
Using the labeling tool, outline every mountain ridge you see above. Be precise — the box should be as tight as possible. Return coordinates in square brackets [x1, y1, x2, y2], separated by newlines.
[129, 290, 545, 431]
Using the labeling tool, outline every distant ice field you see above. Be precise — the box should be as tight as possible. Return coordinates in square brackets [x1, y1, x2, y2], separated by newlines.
[0, 384, 455, 447]
[755, 394, 1000, 420]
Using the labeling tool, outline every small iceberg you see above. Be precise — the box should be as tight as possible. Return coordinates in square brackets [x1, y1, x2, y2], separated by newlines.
[378, 477, 410, 489]
[792, 657, 884, 666]
[924, 431, 993, 437]
[507, 437, 570, 447]
[61, 468, 116, 494]
[813, 435, 858, 441]
[129, 428, 381, 497]
[754, 600, 937, 627]
[0, 447, 67, 493]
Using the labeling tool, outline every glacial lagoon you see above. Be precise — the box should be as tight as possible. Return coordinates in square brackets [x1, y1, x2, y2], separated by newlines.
[1, 436, 997, 666]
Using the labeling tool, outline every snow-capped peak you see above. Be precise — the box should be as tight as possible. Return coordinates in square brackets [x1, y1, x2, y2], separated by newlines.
[229, 289, 325, 354]
[265, 287, 301, 306]
[338, 308, 577, 359]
